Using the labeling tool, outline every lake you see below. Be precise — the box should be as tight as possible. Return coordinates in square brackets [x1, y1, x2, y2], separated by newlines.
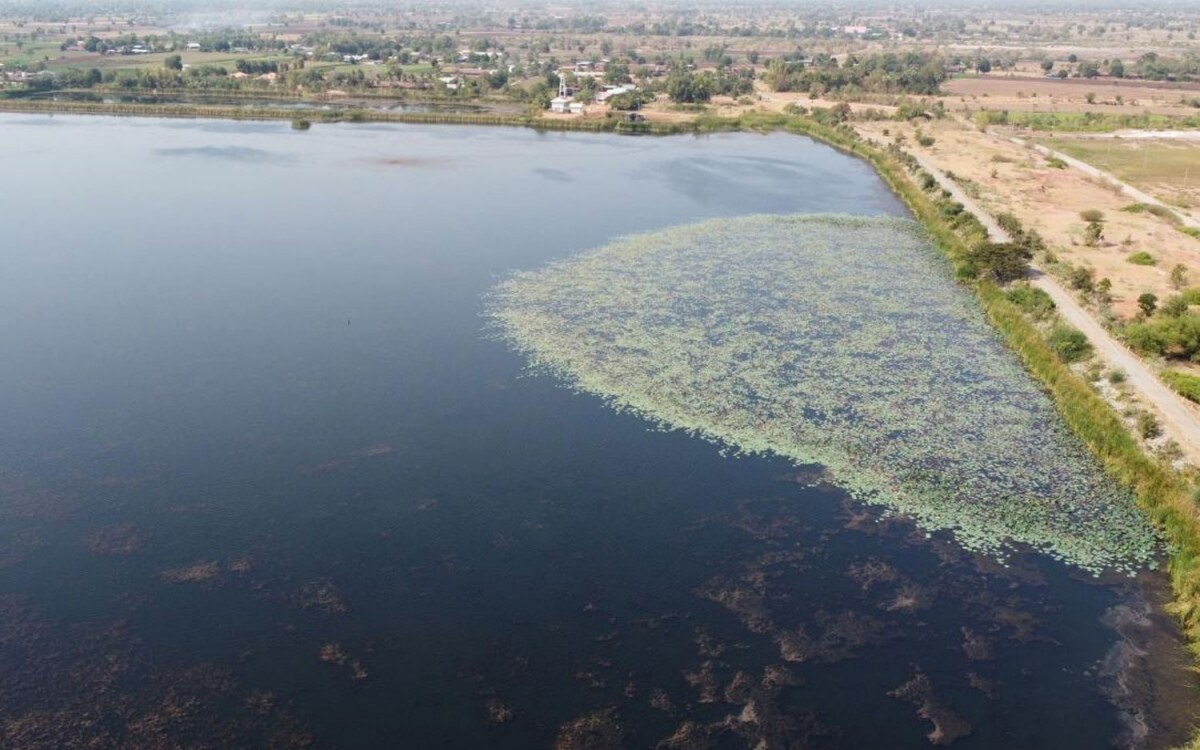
[0, 114, 1195, 749]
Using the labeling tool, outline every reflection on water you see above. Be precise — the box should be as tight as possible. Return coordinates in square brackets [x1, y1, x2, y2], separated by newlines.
[154, 145, 296, 163]
[0, 115, 1195, 749]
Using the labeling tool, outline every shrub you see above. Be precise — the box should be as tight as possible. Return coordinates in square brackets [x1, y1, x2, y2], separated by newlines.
[1162, 295, 1190, 318]
[1127, 251, 1156, 266]
[1108, 369, 1127, 384]
[1123, 313, 1200, 359]
[1005, 284, 1056, 320]
[290, 118, 311, 130]
[1163, 370, 1200, 404]
[1137, 412, 1162, 440]
[1172, 264, 1189, 290]
[1084, 220, 1104, 246]
[916, 134, 935, 147]
[1080, 209, 1105, 223]
[1148, 205, 1177, 222]
[1046, 157, 1068, 169]
[1068, 265, 1095, 292]
[1048, 324, 1093, 363]
[940, 201, 965, 218]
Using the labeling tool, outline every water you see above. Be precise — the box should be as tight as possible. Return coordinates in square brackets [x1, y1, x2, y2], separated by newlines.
[0, 114, 1195, 748]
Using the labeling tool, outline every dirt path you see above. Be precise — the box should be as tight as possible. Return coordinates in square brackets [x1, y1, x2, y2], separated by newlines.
[909, 150, 1200, 461]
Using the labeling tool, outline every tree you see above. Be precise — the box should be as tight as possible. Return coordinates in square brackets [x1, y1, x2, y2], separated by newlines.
[1110, 59, 1125, 78]
[666, 71, 711, 103]
[967, 241, 1031, 282]
[164, 54, 182, 71]
[1040, 59, 1054, 73]
[976, 58, 991, 74]
[1162, 295, 1190, 318]
[1083, 220, 1104, 247]
[604, 62, 630, 84]
[1171, 263, 1189, 290]
[1138, 292, 1159, 316]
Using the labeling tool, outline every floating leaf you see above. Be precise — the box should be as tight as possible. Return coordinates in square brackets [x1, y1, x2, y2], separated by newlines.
[487, 214, 1157, 575]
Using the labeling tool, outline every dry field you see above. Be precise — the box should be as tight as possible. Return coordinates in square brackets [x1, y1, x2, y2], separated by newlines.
[943, 75, 1200, 116]
[855, 116, 1200, 318]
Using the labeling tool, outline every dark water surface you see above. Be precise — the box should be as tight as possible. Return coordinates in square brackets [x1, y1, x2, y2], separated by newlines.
[0, 115, 1195, 749]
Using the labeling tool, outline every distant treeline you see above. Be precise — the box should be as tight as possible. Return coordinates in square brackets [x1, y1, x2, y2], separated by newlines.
[763, 52, 946, 96]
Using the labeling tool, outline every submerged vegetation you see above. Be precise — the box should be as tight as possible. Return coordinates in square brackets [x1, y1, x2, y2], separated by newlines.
[489, 214, 1156, 574]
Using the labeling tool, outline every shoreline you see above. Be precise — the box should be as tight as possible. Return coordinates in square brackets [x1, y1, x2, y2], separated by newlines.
[6, 102, 1199, 744]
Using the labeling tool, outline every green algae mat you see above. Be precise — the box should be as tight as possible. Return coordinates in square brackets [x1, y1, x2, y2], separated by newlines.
[488, 214, 1157, 574]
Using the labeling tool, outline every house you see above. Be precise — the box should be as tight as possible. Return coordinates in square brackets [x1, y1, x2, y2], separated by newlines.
[550, 96, 571, 113]
[186, 42, 201, 51]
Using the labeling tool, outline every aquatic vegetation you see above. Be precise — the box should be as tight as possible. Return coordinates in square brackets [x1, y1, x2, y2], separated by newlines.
[0, 596, 313, 748]
[294, 577, 348, 614]
[318, 643, 369, 681]
[483, 697, 514, 724]
[553, 708, 624, 750]
[889, 672, 973, 746]
[159, 560, 221, 584]
[83, 522, 143, 556]
[489, 214, 1157, 574]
